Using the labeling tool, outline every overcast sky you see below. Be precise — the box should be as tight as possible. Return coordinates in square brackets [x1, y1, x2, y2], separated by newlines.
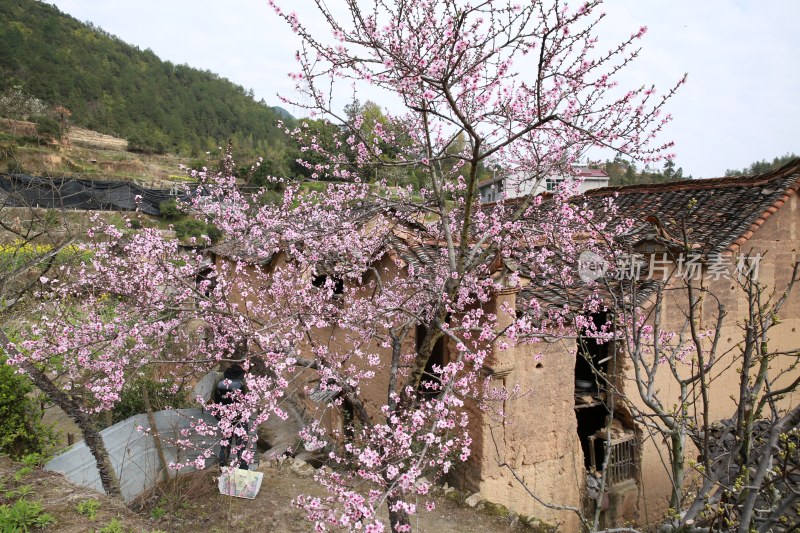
[48, 0, 800, 179]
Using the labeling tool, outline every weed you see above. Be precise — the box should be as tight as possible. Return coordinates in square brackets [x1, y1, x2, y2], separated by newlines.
[0, 499, 55, 531]
[149, 506, 166, 520]
[97, 517, 125, 533]
[76, 499, 101, 520]
[20, 455, 46, 468]
[13, 466, 33, 482]
[12, 484, 34, 500]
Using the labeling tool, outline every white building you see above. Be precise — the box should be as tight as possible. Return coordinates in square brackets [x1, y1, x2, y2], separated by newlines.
[478, 165, 610, 203]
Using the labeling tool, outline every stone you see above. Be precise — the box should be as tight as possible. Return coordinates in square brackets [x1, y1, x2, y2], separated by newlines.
[290, 458, 315, 477]
[464, 492, 484, 508]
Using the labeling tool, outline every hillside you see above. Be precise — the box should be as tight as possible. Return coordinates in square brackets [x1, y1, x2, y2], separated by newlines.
[0, 456, 153, 533]
[0, 0, 293, 158]
[0, 118, 189, 184]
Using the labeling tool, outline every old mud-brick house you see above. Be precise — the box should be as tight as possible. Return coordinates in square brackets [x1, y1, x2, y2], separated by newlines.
[208, 161, 800, 530]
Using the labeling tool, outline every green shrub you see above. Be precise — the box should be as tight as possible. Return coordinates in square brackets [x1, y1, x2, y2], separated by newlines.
[33, 116, 63, 143]
[158, 199, 182, 220]
[173, 218, 204, 239]
[173, 219, 222, 244]
[0, 499, 55, 531]
[127, 132, 167, 155]
[204, 224, 222, 244]
[0, 355, 58, 458]
[109, 373, 191, 425]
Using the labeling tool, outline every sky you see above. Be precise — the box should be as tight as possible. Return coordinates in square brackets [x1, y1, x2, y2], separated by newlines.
[48, 0, 800, 179]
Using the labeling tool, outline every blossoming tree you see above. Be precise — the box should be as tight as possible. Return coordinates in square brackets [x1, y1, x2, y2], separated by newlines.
[7, 0, 681, 531]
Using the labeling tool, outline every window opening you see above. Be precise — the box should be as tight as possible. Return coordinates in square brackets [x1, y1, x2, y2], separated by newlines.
[416, 322, 448, 398]
[195, 265, 216, 297]
[575, 311, 609, 390]
[312, 274, 344, 294]
[588, 432, 637, 484]
[546, 177, 564, 191]
[576, 404, 609, 470]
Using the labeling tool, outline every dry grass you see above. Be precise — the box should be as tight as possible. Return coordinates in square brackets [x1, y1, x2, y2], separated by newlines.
[67, 127, 128, 151]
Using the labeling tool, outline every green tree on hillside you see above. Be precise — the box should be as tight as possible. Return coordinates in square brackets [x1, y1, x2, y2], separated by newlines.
[0, 0, 295, 160]
[724, 153, 799, 176]
[0, 354, 58, 458]
[604, 153, 692, 186]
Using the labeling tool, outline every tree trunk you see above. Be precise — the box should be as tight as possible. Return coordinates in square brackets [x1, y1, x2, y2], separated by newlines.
[386, 494, 411, 533]
[0, 331, 121, 496]
[669, 430, 684, 511]
[142, 385, 169, 482]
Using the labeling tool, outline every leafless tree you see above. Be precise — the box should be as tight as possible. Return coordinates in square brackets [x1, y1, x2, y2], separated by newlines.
[596, 234, 800, 531]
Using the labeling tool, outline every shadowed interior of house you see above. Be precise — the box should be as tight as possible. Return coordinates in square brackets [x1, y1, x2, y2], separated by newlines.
[574, 312, 637, 483]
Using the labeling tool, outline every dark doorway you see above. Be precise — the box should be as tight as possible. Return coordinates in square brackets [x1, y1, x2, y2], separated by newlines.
[575, 312, 612, 470]
[576, 404, 609, 470]
[341, 398, 355, 441]
[575, 312, 610, 389]
[416, 323, 447, 397]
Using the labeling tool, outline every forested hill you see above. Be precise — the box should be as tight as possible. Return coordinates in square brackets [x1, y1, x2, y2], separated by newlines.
[0, 0, 293, 156]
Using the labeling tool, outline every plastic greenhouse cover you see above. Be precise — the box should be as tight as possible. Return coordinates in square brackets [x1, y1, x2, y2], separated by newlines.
[0, 173, 204, 216]
[45, 408, 220, 502]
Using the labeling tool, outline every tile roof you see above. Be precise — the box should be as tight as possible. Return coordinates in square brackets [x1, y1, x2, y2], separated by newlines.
[573, 167, 609, 179]
[211, 161, 800, 315]
[209, 240, 276, 266]
[581, 159, 800, 256]
[208, 201, 429, 267]
[508, 160, 800, 313]
[516, 278, 661, 317]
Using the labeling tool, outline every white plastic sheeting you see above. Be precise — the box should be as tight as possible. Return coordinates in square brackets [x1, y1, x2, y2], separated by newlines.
[193, 371, 222, 403]
[45, 408, 220, 502]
